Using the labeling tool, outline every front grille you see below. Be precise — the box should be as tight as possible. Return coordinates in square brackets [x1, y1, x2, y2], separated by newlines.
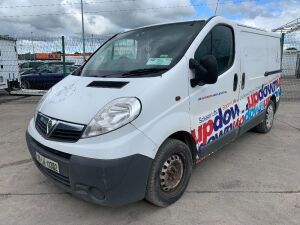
[36, 113, 85, 142]
[36, 162, 71, 188]
[33, 137, 71, 159]
[51, 128, 83, 141]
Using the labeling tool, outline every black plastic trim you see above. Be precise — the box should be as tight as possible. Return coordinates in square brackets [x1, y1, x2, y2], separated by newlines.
[26, 132, 153, 206]
[87, 81, 129, 88]
[198, 128, 238, 160]
[264, 69, 282, 77]
[197, 110, 266, 162]
[35, 113, 85, 143]
[238, 110, 265, 136]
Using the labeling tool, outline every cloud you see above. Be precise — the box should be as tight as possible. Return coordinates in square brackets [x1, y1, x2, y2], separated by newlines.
[0, 0, 196, 37]
[219, 1, 273, 19]
[214, 0, 300, 31]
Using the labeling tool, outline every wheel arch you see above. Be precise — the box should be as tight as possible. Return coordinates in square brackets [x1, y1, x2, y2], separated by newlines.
[270, 94, 278, 113]
[168, 131, 197, 164]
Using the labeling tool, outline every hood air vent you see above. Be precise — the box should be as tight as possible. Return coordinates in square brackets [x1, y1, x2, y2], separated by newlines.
[87, 81, 129, 89]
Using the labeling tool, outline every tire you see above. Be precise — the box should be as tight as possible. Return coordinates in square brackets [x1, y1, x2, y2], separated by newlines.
[253, 100, 275, 133]
[21, 80, 31, 89]
[145, 138, 193, 207]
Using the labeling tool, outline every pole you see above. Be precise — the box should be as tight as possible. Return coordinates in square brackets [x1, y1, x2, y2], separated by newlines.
[31, 32, 35, 60]
[81, 0, 86, 61]
[280, 33, 285, 71]
[214, 0, 219, 16]
[62, 36, 66, 77]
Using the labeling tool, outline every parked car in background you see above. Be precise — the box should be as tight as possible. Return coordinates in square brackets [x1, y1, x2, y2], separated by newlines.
[21, 65, 78, 90]
[19, 61, 44, 74]
[21, 61, 75, 75]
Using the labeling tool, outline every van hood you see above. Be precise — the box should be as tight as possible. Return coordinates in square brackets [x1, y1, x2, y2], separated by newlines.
[39, 75, 157, 124]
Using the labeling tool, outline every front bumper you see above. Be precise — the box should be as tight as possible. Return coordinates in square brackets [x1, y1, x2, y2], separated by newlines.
[26, 132, 153, 206]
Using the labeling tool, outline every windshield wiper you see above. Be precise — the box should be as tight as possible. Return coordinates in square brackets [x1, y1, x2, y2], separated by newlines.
[121, 68, 168, 77]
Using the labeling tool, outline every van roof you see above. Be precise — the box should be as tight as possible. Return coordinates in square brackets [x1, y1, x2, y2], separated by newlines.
[123, 19, 206, 32]
[123, 16, 277, 35]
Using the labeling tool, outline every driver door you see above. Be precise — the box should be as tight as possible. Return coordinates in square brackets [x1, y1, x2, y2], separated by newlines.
[188, 24, 242, 162]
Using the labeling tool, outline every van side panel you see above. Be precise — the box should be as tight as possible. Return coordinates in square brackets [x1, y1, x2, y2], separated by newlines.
[185, 18, 242, 163]
[238, 26, 281, 135]
[131, 56, 191, 153]
[239, 27, 281, 77]
[184, 18, 281, 163]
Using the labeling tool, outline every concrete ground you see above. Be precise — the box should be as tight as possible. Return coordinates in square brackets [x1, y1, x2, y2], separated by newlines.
[0, 91, 300, 225]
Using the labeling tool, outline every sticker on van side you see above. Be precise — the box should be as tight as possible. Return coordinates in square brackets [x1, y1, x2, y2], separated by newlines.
[191, 76, 281, 163]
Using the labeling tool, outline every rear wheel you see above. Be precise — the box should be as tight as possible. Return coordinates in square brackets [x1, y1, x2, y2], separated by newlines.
[21, 80, 31, 89]
[145, 138, 193, 207]
[253, 100, 275, 133]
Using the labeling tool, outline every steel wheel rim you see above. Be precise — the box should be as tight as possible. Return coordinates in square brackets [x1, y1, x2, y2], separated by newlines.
[160, 154, 184, 192]
[266, 104, 274, 129]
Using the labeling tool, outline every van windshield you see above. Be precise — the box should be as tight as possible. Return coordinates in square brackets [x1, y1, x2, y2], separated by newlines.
[81, 21, 205, 78]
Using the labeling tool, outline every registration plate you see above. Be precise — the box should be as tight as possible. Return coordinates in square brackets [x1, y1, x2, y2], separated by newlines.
[36, 152, 60, 173]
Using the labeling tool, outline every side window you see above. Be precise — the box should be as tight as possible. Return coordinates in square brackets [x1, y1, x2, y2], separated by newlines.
[195, 25, 234, 75]
[21, 62, 29, 68]
[195, 33, 212, 62]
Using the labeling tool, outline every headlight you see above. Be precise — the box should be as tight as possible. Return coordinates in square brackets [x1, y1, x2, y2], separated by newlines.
[34, 88, 52, 121]
[82, 97, 142, 138]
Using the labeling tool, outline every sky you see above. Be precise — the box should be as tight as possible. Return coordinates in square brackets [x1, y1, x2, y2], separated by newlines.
[0, 0, 299, 37]
[1, 0, 299, 53]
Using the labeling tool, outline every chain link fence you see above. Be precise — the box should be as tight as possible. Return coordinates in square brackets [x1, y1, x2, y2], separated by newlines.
[0, 32, 300, 100]
[11, 35, 110, 92]
[281, 31, 300, 101]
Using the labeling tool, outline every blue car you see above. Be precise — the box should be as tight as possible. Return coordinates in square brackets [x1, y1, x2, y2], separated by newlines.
[21, 65, 78, 90]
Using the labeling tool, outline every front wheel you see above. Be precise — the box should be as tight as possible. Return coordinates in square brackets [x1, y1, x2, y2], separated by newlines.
[253, 100, 275, 133]
[145, 138, 193, 207]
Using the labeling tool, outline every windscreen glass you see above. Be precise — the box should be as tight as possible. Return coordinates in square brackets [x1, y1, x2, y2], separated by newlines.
[81, 21, 205, 78]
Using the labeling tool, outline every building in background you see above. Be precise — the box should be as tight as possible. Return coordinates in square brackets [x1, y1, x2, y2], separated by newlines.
[18, 52, 91, 65]
[0, 35, 19, 91]
[65, 53, 91, 65]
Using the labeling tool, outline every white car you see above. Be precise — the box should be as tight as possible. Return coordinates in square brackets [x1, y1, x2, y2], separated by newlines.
[26, 16, 282, 207]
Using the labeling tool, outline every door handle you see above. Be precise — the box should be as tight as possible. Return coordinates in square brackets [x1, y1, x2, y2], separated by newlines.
[241, 73, 245, 90]
[233, 73, 238, 91]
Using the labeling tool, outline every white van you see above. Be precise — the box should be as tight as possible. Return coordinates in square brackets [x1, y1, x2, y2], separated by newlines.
[26, 16, 281, 207]
[0, 35, 19, 91]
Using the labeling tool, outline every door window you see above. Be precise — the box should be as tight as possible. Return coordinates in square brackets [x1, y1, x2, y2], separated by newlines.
[195, 25, 234, 75]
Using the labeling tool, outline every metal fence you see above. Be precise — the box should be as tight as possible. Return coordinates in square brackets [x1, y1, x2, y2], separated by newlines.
[281, 31, 300, 101]
[0, 32, 300, 100]
[16, 35, 110, 91]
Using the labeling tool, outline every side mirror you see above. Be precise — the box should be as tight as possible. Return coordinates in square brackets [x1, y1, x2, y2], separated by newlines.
[189, 55, 218, 87]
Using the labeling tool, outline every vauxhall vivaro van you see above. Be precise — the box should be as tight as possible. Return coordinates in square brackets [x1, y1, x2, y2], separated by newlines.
[26, 16, 281, 207]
